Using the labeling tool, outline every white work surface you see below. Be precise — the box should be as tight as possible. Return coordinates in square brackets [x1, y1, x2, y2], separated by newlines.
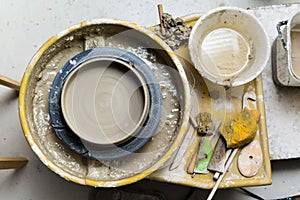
[253, 4, 300, 160]
[1, 1, 300, 199]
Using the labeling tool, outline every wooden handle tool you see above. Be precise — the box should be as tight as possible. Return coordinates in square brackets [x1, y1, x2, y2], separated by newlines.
[0, 74, 20, 91]
[0, 157, 28, 170]
[157, 4, 166, 36]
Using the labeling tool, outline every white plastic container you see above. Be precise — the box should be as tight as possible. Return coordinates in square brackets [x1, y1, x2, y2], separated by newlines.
[189, 7, 270, 87]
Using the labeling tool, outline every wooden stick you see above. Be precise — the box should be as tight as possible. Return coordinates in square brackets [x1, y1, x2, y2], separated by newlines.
[0, 74, 20, 91]
[187, 153, 197, 175]
[0, 157, 28, 170]
[157, 4, 166, 36]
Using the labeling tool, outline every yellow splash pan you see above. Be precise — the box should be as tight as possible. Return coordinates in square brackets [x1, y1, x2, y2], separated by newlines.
[18, 19, 191, 187]
[150, 14, 272, 189]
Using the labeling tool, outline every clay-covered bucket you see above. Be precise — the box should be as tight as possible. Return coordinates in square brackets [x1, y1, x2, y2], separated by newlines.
[275, 9, 300, 86]
[277, 9, 300, 82]
[189, 7, 269, 87]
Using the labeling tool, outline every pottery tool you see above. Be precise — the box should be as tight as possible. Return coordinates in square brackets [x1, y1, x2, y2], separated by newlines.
[210, 92, 257, 178]
[207, 148, 239, 200]
[238, 139, 263, 177]
[207, 136, 228, 178]
[235, 92, 262, 177]
[192, 137, 212, 175]
[157, 4, 166, 36]
[215, 125, 262, 180]
[169, 128, 194, 171]
[169, 117, 196, 171]
[186, 115, 216, 176]
[185, 116, 200, 174]
[189, 115, 198, 130]
[234, 92, 263, 177]
[207, 91, 258, 199]
[192, 121, 221, 175]
[0, 157, 28, 170]
[0, 74, 20, 91]
[187, 153, 197, 175]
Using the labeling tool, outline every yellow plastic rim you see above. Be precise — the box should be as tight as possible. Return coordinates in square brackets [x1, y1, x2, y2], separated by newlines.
[18, 18, 191, 187]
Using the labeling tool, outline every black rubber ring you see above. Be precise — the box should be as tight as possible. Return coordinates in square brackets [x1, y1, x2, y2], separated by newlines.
[49, 47, 162, 160]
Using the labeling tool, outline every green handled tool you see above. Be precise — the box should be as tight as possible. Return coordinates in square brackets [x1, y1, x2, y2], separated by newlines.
[193, 122, 221, 175]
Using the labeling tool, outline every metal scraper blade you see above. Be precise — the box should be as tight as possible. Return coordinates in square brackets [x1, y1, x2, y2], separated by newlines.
[207, 136, 228, 173]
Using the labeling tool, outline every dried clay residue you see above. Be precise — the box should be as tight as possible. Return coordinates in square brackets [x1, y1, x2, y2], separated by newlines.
[196, 112, 213, 135]
[155, 13, 192, 50]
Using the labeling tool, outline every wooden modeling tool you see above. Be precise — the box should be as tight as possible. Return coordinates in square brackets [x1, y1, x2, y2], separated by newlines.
[238, 134, 263, 177]
[0, 157, 28, 170]
[157, 4, 166, 36]
[0, 74, 20, 91]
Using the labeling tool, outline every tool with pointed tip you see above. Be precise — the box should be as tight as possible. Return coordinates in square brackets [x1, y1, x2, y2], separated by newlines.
[186, 116, 200, 175]
[170, 116, 198, 171]
[169, 123, 195, 171]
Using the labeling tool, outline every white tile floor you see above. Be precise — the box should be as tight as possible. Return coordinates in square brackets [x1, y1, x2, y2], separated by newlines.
[1, 1, 300, 199]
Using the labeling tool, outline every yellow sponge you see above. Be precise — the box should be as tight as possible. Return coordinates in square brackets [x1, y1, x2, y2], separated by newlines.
[221, 109, 260, 149]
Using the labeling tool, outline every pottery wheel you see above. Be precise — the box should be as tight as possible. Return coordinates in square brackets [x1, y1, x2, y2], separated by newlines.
[25, 23, 184, 181]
